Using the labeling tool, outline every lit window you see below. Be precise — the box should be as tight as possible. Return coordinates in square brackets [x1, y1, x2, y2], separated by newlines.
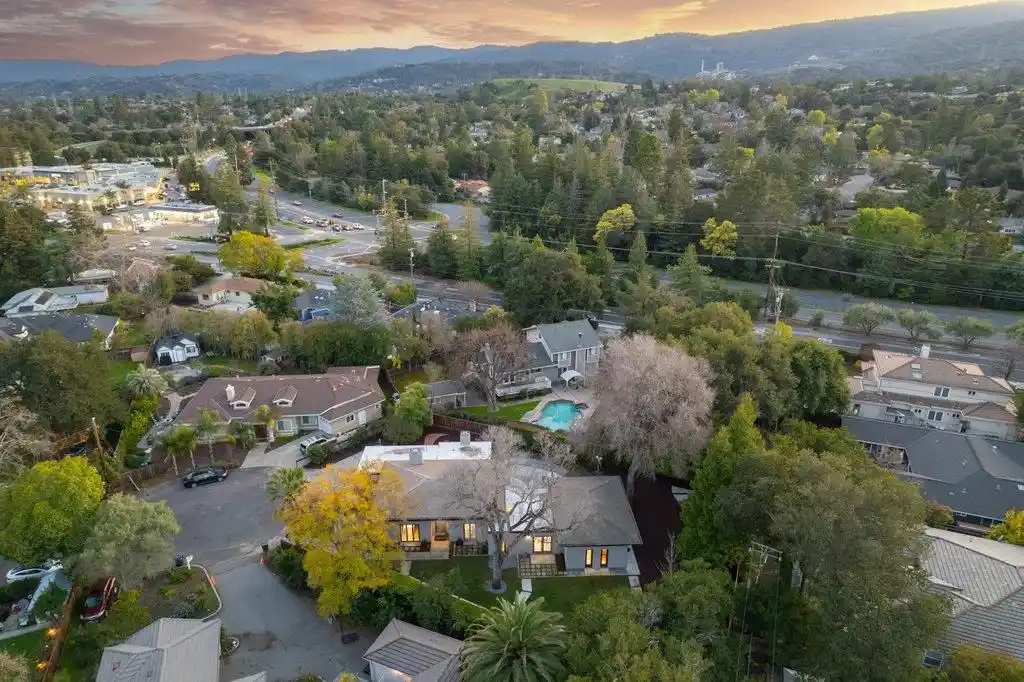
[463, 523, 476, 541]
[585, 549, 593, 567]
[532, 536, 552, 553]
[400, 524, 420, 543]
[600, 548, 608, 568]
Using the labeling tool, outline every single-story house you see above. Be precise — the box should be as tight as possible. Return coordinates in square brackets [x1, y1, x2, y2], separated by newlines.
[0, 313, 120, 348]
[0, 284, 109, 317]
[193, 277, 266, 311]
[364, 618, 461, 682]
[843, 416, 1024, 527]
[498, 320, 602, 398]
[175, 366, 385, 440]
[921, 528, 1024, 666]
[96, 617, 265, 682]
[291, 288, 333, 322]
[155, 333, 201, 365]
[425, 380, 467, 409]
[348, 436, 643, 576]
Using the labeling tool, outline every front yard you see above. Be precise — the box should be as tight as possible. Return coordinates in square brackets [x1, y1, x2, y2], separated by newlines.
[409, 556, 518, 608]
[138, 566, 218, 619]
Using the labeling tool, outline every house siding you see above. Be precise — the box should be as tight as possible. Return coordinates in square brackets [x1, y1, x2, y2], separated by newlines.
[880, 378, 1008, 405]
[564, 545, 630, 571]
[326, 402, 382, 437]
[966, 417, 1016, 440]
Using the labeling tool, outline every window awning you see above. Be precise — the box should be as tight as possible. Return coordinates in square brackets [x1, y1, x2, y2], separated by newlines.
[560, 370, 583, 382]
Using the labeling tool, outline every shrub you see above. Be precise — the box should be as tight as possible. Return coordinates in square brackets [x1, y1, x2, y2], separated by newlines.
[267, 546, 309, 591]
[809, 308, 826, 328]
[168, 567, 192, 584]
[0, 577, 40, 604]
[385, 282, 418, 306]
[305, 444, 330, 466]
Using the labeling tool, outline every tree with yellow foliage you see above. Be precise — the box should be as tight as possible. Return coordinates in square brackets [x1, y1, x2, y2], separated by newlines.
[988, 509, 1024, 546]
[278, 466, 405, 618]
[218, 231, 303, 280]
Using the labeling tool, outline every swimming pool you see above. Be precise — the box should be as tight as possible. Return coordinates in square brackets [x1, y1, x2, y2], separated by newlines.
[536, 400, 582, 431]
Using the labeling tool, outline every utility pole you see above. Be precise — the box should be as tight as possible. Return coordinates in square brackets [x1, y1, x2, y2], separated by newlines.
[409, 247, 415, 280]
[381, 178, 387, 209]
[306, 177, 313, 201]
[91, 417, 103, 450]
[765, 226, 782, 324]
[403, 198, 408, 219]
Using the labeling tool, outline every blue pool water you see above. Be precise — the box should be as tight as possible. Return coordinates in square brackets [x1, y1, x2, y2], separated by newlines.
[537, 400, 582, 431]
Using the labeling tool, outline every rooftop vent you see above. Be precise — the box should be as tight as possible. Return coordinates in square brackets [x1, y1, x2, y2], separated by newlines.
[408, 448, 423, 466]
[460, 431, 471, 446]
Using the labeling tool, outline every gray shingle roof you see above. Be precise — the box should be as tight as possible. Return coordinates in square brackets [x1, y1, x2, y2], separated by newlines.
[426, 380, 466, 399]
[291, 288, 333, 311]
[842, 416, 1024, 523]
[17, 313, 119, 343]
[554, 475, 643, 546]
[923, 529, 1024, 659]
[96, 618, 222, 682]
[363, 619, 462, 682]
[532, 320, 601, 355]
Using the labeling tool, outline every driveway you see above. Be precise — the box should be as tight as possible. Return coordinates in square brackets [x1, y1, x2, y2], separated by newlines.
[141, 467, 282, 566]
[216, 559, 375, 682]
[241, 440, 303, 469]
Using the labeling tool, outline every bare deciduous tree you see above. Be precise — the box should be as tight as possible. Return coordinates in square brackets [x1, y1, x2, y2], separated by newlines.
[587, 335, 715, 497]
[443, 427, 582, 589]
[448, 325, 531, 410]
[456, 280, 493, 313]
[0, 394, 52, 482]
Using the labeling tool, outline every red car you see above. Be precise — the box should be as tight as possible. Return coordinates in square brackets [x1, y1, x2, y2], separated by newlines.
[81, 577, 118, 622]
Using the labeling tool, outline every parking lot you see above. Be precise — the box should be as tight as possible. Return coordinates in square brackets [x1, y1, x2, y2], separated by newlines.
[141, 467, 282, 567]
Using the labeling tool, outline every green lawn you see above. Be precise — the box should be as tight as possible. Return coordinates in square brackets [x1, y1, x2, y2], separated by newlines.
[393, 369, 429, 391]
[491, 78, 627, 95]
[284, 238, 344, 250]
[0, 628, 46, 659]
[462, 400, 540, 422]
[409, 556, 518, 608]
[529, 576, 631, 613]
[192, 355, 259, 374]
[107, 358, 138, 388]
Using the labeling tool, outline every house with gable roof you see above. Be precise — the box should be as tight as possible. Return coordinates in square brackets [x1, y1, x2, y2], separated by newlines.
[849, 347, 1016, 440]
[363, 618, 462, 682]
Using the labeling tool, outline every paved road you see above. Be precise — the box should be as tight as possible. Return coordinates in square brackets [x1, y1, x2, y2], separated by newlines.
[217, 560, 373, 682]
[141, 467, 281, 567]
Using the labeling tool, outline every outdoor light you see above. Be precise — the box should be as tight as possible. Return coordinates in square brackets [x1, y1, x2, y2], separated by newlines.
[46, 628, 57, 637]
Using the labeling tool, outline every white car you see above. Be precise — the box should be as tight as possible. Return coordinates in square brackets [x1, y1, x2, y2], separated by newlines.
[127, 245, 137, 251]
[292, 200, 302, 206]
[351, 223, 364, 230]
[301, 217, 314, 225]
[164, 244, 178, 251]
[137, 240, 150, 247]
[817, 337, 834, 345]
[6, 560, 63, 583]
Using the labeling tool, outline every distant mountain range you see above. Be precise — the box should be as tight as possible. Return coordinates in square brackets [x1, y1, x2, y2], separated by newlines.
[2, 3, 1024, 94]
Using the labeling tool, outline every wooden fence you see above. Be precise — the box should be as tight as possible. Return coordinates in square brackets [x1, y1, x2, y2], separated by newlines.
[110, 444, 249, 492]
[431, 413, 487, 435]
[38, 585, 81, 682]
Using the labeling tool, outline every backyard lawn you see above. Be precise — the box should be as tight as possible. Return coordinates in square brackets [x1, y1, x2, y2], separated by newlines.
[107, 358, 138, 388]
[409, 556, 519, 608]
[191, 354, 259, 374]
[0, 628, 46, 659]
[393, 369, 429, 390]
[529, 576, 631, 613]
[462, 400, 540, 422]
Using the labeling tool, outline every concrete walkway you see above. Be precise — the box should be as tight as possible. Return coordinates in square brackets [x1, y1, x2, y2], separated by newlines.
[241, 440, 302, 469]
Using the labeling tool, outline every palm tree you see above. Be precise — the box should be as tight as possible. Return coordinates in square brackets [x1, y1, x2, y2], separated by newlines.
[125, 364, 168, 398]
[460, 596, 567, 682]
[163, 425, 198, 473]
[266, 467, 306, 508]
[227, 421, 256, 456]
[194, 408, 224, 465]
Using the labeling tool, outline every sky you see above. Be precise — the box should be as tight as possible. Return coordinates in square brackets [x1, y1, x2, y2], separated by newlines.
[0, 0, 997, 65]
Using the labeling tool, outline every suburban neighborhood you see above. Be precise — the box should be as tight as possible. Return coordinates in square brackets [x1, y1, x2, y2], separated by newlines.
[7, 18, 1024, 682]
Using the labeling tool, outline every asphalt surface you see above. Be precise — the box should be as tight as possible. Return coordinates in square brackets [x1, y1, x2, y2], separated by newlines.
[141, 467, 282, 567]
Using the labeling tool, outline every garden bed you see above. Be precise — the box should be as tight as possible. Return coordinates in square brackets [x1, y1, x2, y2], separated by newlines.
[138, 567, 218, 619]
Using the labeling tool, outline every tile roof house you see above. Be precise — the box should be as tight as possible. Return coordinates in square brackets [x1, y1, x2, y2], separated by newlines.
[849, 348, 1016, 441]
[175, 366, 385, 440]
[95, 617, 265, 682]
[291, 288, 333, 322]
[0, 284, 109, 317]
[344, 436, 642, 576]
[843, 416, 1024, 526]
[0, 313, 120, 347]
[922, 528, 1024, 664]
[498, 320, 602, 398]
[363, 619, 462, 682]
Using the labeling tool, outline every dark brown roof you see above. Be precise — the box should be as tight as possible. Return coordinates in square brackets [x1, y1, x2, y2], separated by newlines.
[176, 366, 383, 424]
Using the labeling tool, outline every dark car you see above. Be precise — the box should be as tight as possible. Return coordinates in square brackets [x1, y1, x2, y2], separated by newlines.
[331, 212, 344, 218]
[82, 577, 118, 622]
[182, 467, 228, 488]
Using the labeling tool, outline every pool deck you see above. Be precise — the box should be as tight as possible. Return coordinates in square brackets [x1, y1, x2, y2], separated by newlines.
[522, 388, 597, 432]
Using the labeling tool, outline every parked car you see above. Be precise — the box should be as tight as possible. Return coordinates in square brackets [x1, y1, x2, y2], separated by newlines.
[81, 577, 118, 622]
[331, 212, 344, 218]
[301, 217, 314, 225]
[292, 200, 302, 206]
[164, 244, 178, 250]
[137, 240, 150, 247]
[299, 435, 329, 455]
[182, 467, 228, 488]
[6, 560, 63, 583]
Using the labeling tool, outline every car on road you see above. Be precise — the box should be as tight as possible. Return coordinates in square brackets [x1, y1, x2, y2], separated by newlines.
[137, 239, 150, 247]
[351, 223, 365, 230]
[182, 467, 228, 488]
[292, 200, 302, 206]
[301, 217, 315, 225]
[817, 337, 834, 344]
[6, 560, 63, 583]
[164, 244, 178, 250]
[127, 245, 137, 251]
[299, 435, 329, 456]
[81, 576, 119, 622]
[331, 212, 344, 218]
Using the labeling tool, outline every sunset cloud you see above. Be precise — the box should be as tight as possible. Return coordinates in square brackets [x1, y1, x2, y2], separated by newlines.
[0, 0, 996, 65]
